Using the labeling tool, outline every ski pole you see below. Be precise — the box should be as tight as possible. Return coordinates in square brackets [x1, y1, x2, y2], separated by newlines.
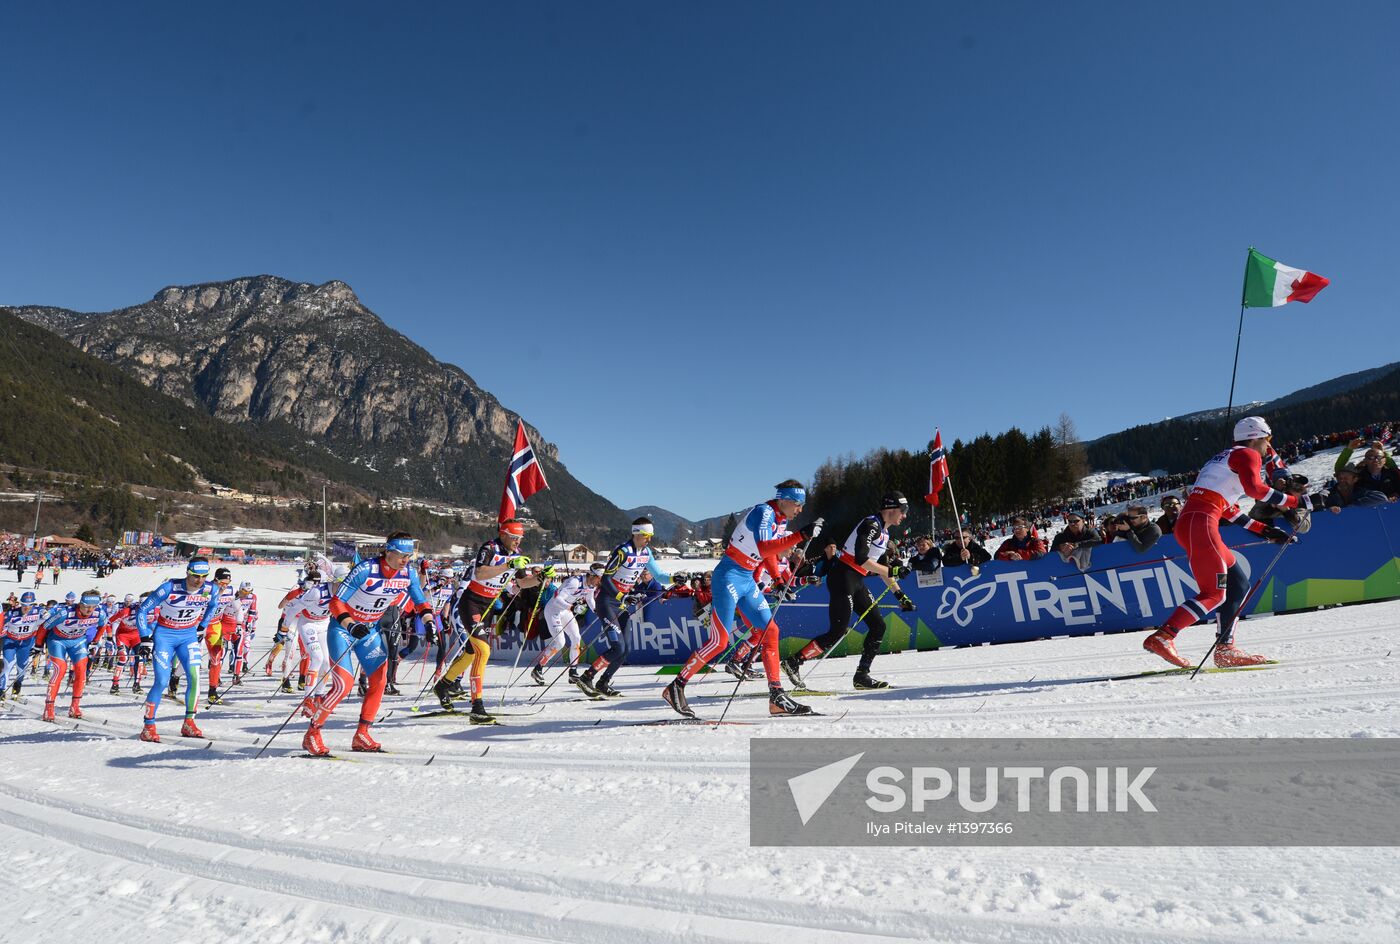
[799, 584, 892, 689]
[1190, 535, 1296, 680]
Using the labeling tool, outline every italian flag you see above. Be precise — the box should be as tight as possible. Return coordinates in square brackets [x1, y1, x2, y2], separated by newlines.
[1243, 248, 1330, 308]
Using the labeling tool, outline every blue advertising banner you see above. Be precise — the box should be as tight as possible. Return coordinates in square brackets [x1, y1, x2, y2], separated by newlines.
[492, 504, 1400, 666]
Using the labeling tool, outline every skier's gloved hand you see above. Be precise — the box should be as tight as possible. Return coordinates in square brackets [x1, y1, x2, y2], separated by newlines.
[540, 564, 557, 579]
[887, 563, 909, 579]
[897, 592, 916, 612]
[801, 575, 823, 586]
[1260, 525, 1296, 545]
[136, 640, 152, 660]
[800, 517, 825, 542]
[345, 620, 374, 639]
[622, 591, 646, 608]
[510, 556, 532, 571]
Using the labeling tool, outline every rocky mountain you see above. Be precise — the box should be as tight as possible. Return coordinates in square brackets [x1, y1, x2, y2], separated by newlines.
[6, 276, 626, 538]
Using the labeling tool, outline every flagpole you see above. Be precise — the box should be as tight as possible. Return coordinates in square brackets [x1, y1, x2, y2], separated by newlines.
[1225, 247, 1252, 421]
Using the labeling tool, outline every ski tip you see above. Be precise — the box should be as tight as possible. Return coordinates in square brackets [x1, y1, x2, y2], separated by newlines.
[425, 754, 435, 766]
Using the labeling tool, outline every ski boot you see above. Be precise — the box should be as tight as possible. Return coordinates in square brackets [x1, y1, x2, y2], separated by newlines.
[1143, 629, 1190, 668]
[132, 681, 144, 696]
[468, 699, 497, 725]
[41, 702, 56, 722]
[356, 675, 368, 697]
[1214, 643, 1270, 668]
[280, 678, 294, 694]
[853, 670, 890, 690]
[661, 679, 695, 718]
[724, 660, 749, 681]
[433, 677, 463, 710]
[302, 724, 329, 757]
[11, 681, 20, 697]
[596, 679, 624, 698]
[68, 705, 84, 719]
[299, 695, 321, 719]
[180, 717, 204, 738]
[167, 677, 179, 698]
[231, 674, 243, 687]
[781, 655, 805, 688]
[297, 675, 307, 692]
[530, 666, 546, 685]
[207, 689, 223, 706]
[769, 689, 814, 716]
[384, 682, 401, 696]
[351, 724, 384, 752]
[572, 668, 600, 698]
[139, 724, 160, 743]
[110, 680, 121, 695]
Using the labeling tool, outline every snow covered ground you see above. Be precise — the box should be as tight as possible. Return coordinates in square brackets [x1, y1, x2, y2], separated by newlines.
[4, 561, 1398, 944]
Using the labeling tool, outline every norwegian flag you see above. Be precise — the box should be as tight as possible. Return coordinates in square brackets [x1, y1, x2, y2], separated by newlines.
[498, 420, 550, 524]
[925, 429, 949, 507]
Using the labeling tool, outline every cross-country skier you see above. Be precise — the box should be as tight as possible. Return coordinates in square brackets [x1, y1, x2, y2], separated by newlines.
[203, 568, 238, 705]
[231, 581, 258, 682]
[662, 482, 822, 718]
[530, 562, 603, 686]
[433, 520, 541, 722]
[782, 491, 915, 690]
[107, 594, 145, 694]
[38, 590, 109, 721]
[280, 569, 332, 697]
[573, 518, 669, 699]
[1143, 416, 1324, 668]
[0, 591, 44, 701]
[136, 559, 220, 741]
[301, 531, 431, 755]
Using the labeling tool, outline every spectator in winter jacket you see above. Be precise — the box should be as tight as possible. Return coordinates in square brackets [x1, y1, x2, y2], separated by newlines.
[1155, 495, 1181, 535]
[1334, 438, 1396, 478]
[1051, 514, 1100, 561]
[690, 572, 713, 618]
[663, 572, 693, 599]
[942, 531, 991, 568]
[1355, 448, 1400, 500]
[908, 535, 942, 573]
[995, 518, 1046, 561]
[1107, 505, 1163, 553]
[1324, 464, 1390, 512]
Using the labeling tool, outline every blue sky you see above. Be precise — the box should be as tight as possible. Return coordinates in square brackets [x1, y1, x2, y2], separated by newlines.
[3, 2, 1397, 520]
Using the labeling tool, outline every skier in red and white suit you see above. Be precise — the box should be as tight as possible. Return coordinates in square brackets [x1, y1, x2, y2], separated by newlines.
[1144, 416, 1325, 668]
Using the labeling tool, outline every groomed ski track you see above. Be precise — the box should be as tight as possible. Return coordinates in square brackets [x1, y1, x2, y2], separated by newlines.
[3, 563, 1398, 943]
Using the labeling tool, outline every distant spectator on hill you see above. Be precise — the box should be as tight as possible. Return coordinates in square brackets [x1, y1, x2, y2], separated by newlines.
[995, 518, 1046, 561]
[1155, 494, 1181, 535]
[942, 531, 991, 568]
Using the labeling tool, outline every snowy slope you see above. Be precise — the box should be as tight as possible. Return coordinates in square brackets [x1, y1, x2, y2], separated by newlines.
[3, 563, 1398, 944]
